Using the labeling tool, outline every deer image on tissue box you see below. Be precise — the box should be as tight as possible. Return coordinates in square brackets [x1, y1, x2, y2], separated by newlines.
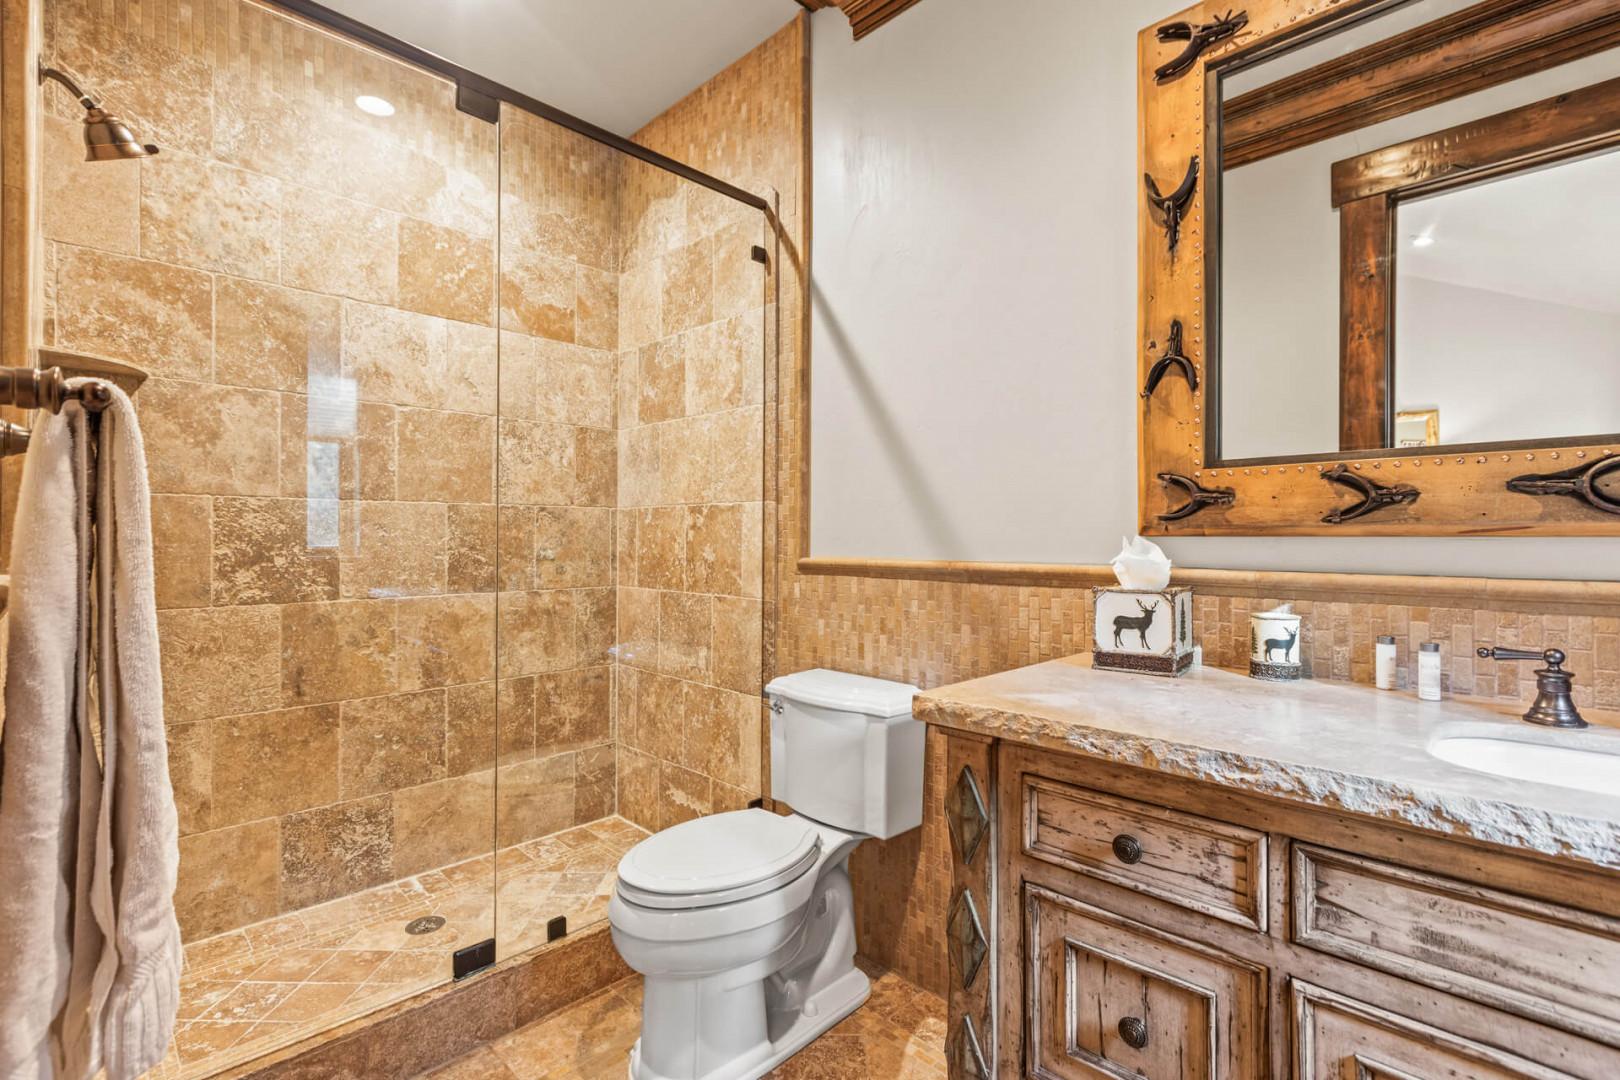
[1091, 587, 1195, 676]
[1092, 537, 1195, 676]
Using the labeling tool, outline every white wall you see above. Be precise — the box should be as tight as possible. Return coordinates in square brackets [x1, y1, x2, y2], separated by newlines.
[807, 0, 1620, 579]
[1396, 278, 1620, 445]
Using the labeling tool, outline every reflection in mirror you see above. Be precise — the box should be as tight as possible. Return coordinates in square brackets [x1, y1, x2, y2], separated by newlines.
[1395, 151, 1620, 448]
[1215, 0, 1620, 463]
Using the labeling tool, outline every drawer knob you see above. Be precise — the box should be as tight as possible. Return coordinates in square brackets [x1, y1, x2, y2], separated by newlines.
[1118, 1015, 1149, 1050]
[1111, 833, 1143, 864]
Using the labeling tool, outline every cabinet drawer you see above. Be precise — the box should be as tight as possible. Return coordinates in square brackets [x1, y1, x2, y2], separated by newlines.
[1292, 844, 1620, 1048]
[1025, 882, 1266, 1080]
[1023, 775, 1267, 930]
[1294, 980, 1576, 1079]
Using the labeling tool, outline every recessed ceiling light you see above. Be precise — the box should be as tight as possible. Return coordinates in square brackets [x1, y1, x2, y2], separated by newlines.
[355, 95, 395, 117]
[1410, 233, 1435, 248]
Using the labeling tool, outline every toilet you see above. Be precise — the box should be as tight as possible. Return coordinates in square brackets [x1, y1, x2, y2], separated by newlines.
[608, 668, 924, 1080]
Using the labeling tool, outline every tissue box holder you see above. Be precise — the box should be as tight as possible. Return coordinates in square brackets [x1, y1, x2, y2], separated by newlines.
[1091, 586, 1194, 677]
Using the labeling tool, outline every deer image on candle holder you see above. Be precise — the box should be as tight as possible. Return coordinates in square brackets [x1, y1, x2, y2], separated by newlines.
[1250, 605, 1303, 681]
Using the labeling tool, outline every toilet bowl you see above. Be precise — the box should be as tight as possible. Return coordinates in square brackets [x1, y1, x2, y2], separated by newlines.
[609, 810, 869, 1080]
[609, 669, 924, 1080]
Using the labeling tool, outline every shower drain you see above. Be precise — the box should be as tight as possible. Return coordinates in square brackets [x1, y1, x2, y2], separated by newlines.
[405, 915, 446, 936]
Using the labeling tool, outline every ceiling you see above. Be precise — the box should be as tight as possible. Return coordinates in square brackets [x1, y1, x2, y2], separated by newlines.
[1400, 148, 1620, 315]
[319, 0, 803, 137]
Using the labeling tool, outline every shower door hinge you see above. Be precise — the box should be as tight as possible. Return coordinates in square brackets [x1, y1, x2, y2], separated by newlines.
[750, 244, 769, 265]
[453, 937, 496, 979]
[546, 916, 567, 942]
[455, 81, 500, 124]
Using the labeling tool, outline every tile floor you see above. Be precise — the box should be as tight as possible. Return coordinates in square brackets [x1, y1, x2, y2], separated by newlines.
[151, 817, 648, 1079]
[418, 962, 948, 1080]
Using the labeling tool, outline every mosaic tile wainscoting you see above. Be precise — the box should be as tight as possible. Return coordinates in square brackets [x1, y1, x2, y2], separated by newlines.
[777, 571, 1620, 997]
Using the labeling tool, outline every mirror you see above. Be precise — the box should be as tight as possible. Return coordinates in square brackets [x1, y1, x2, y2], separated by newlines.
[1214, 0, 1620, 464]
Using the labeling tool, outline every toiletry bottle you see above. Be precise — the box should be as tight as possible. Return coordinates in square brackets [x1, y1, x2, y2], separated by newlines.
[1375, 635, 1397, 690]
[1417, 641, 1442, 701]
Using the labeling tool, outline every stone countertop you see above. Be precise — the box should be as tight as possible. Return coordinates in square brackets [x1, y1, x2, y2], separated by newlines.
[913, 654, 1620, 870]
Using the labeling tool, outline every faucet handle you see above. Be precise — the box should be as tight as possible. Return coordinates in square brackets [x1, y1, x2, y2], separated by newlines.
[1476, 645, 1586, 728]
[1477, 646, 1566, 669]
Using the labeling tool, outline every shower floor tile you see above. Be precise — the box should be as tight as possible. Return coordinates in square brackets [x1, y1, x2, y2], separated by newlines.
[148, 816, 647, 1080]
[417, 961, 948, 1079]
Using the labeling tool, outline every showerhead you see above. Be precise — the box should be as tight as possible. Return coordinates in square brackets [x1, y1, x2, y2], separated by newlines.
[39, 64, 159, 160]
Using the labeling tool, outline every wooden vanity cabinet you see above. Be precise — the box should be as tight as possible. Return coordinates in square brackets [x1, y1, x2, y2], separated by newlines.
[1025, 882, 1266, 1079]
[940, 736, 1620, 1080]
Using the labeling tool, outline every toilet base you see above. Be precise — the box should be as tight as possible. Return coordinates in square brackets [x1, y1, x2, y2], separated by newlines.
[625, 966, 870, 1080]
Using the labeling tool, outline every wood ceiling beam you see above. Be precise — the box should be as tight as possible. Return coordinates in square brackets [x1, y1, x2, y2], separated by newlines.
[802, 0, 928, 39]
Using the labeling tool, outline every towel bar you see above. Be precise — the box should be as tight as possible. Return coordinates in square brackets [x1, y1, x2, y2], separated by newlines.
[0, 365, 114, 415]
[0, 420, 27, 458]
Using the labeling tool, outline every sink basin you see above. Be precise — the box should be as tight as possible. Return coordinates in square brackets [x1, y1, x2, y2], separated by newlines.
[1430, 735, 1620, 797]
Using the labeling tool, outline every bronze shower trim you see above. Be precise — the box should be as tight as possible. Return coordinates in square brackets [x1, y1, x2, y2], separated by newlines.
[38, 63, 160, 159]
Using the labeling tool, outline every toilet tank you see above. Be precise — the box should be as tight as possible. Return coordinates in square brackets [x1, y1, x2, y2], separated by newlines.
[765, 668, 923, 840]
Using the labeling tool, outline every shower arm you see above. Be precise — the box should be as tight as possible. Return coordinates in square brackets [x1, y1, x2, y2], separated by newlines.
[39, 64, 98, 110]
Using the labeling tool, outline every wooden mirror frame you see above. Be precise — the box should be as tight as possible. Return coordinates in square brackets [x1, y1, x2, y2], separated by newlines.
[1137, 0, 1620, 536]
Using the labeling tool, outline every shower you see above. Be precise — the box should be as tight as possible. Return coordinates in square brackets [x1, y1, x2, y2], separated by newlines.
[38, 63, 159, 159]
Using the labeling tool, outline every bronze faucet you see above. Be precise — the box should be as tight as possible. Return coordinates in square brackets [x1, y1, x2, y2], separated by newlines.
[1476, 646, 1586, 729]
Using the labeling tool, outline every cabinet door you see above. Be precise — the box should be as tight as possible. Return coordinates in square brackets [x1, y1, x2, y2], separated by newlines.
[1293, 981, 1577, 1080]
[1024, 882, 1265, 1080]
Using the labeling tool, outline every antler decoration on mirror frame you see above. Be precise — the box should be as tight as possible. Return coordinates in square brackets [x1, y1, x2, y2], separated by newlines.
[1154, 10, 1249, 83]
[1144, 156, 1198, 256]
[1507, 455, 1620, 516]
[1319, 465, 1419, 524]
[1135, 0, 1620, 537]
[1142, 319, 1198, 398]
[1157, 472, 1236, 523]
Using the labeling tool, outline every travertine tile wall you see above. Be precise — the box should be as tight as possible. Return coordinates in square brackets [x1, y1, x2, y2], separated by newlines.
[36, 0, 619, 941]
[610, 155, 769, 831]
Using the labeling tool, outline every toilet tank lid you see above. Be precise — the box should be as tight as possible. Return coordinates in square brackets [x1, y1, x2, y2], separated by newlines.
[765, 668, 918, 718]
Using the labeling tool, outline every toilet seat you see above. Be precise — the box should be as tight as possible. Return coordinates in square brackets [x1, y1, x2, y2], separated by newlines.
[616, 809, 821, 911]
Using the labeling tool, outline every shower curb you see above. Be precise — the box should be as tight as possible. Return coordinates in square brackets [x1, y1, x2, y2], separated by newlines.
[214, 923, 629, 1079]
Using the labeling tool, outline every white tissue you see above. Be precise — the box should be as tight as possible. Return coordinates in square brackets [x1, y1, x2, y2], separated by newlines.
[1257, 603, 1293, 617]
[1111, 535, 1172, 591]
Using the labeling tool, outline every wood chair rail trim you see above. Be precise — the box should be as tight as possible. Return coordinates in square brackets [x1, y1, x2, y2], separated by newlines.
[795, 557, 1620, 611]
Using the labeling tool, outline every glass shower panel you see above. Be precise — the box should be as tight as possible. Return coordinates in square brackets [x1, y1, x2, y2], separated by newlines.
[491, 102, 622, 959]
[33, 2, 500, 1074]
[610, 161, 774, 846]
[492, 117, 773, 954]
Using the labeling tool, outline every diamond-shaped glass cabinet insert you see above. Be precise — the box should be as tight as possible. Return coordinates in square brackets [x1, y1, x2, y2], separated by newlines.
[948, 889, 988, 990]
[952, 1014, 990, 1080]
[945, 764, 989, 865]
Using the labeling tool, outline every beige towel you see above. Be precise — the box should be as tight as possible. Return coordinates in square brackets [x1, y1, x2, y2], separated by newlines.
[91, 387, 181, 1079]
[0, 387, 179, 1080]
[0, 404, 92, 1080]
